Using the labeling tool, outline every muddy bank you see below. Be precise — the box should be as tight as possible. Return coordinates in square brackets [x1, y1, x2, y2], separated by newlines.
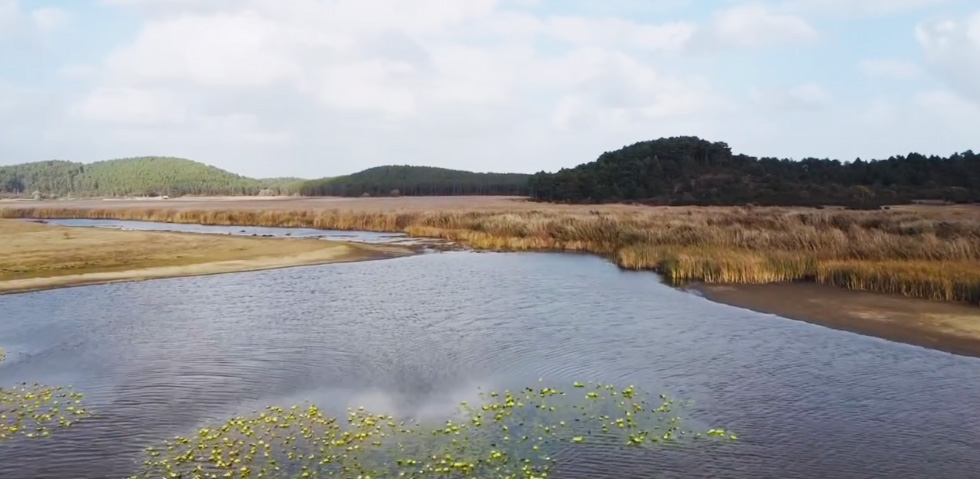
[693, 282, 980, 358]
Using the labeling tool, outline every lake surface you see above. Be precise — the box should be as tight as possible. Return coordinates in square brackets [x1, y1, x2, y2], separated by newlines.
[2, 223, 980, 478]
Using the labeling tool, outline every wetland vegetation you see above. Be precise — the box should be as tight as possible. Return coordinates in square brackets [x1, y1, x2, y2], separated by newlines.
[3, 341, 725, 478]
[5, 204, 978, 305]
[3, 343, 728, 479]
[132, 382, 729, 479]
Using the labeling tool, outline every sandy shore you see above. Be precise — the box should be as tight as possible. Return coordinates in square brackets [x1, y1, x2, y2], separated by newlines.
[0, 220, 414, 295]
[693, 282, 980, 357]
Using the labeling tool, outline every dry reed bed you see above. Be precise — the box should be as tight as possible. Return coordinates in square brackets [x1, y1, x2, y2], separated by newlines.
[3, 206, 979, 305]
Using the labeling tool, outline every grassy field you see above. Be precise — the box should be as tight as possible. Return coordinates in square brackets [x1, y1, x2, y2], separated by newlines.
[0, 219, 409, 294]
[2, 198, 979, 305]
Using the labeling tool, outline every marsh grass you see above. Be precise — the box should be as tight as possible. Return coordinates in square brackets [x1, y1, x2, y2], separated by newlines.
[817, 261, 980, 304]
[4, 205, 979, 304]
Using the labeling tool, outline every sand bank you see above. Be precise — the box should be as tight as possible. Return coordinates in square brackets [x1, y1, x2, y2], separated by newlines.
[0, 220, 413, 295]
[694, 282, 980, 357]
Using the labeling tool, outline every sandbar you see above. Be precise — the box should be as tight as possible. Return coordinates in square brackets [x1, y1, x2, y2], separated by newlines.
[0, 219, 413, 295]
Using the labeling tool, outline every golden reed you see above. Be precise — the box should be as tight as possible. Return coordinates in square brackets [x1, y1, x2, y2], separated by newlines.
[3, 206, 978, 305]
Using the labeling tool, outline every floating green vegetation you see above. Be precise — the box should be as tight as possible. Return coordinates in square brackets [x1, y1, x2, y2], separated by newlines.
[0, 348, 90, 441]
[0, 385, 88, 441]
[132, 382, 735, 479]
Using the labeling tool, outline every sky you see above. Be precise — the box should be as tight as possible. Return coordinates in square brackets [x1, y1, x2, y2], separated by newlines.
[0, 0, 978, 178]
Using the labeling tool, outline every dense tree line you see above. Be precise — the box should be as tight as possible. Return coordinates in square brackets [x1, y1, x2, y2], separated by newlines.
[529, 136, 980, 207]
[299, 165, 530, 197]
[0, 157, 303, 197]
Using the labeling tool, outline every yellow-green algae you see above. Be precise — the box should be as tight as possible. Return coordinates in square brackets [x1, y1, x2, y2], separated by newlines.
[0, 347, 90, 440]
[132, 381, 735, 479]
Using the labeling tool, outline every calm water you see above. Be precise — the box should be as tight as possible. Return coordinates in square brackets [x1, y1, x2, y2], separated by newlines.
[1, 226, 980, 478]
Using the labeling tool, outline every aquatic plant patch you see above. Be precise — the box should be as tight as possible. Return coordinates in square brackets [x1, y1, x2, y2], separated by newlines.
[131, 382, 734, 479]
[0, 348, 90, 441]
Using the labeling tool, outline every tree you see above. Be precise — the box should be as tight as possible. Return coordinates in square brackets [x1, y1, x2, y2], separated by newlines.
[299, 166, 530, 197]
[0, 157, 305, 197]
[528, 136, 980, 206]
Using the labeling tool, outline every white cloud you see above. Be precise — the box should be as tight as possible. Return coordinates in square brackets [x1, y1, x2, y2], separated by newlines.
[100, 0, 225, 5]
[426, 44, 534, 106]
[310, 60, 419, 118]
[849, 90, 980, 153]
[542, 16, 696, 53]
[68, 0, 725, 163]
[787, 0, 951, 16]
[693, 5, 817, 50]
[0, 0, 17, 27]
[915, 89, 980, 117]
[916, 11, 980, 103]
[97, 0, 237, 14]
[751, 83, 833, 111]
[546, 48, 719, 130]
[70, 87, 188, 125]
[859, 59, 922, 79]
[30, 7, 70, 32]
[105, 11, 308, 88]
[0, 1, 69, 40]
[857, 97, 902, 125]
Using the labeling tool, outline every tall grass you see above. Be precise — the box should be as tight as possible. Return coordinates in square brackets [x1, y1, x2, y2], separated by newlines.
[3, 205, 979, 304]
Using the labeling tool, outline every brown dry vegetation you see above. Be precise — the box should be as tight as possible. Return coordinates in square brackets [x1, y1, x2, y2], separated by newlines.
[2, 200, 979, 305]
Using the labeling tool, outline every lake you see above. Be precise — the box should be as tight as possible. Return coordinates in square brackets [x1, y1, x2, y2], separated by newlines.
[1, 221, 979, 478]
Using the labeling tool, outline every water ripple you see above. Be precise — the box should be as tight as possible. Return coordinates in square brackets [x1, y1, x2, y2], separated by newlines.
[1, 250, 979, 478]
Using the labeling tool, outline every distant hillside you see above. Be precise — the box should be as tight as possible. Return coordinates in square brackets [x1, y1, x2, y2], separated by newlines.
[298, 165, 530, 197]
[257, 177, 306, 194]
[529, 136, 980, 206]
[0, 157, 302, 197]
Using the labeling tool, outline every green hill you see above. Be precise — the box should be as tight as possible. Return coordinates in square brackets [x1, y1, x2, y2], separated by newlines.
[529, 136, 980, 206]
[0, 157, 303, 197]
[298, 165, 530, 197]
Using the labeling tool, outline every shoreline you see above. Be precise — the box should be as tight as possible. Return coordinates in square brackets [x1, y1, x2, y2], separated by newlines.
[0, 244, 412, 296]
[0, 219, 416, 295]
[692, 282, 980, 358]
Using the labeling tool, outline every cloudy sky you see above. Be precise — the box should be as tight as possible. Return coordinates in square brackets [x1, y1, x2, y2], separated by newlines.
[1, 0, 978, 178]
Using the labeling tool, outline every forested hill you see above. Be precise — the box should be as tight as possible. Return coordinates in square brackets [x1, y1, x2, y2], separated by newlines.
[0, 157, 302, 197]
[529, 137, 980, 206]
[298, 165, 530, 197]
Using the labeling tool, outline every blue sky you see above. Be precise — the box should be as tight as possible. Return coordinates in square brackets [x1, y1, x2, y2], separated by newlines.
[1, 0, 978, 177]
